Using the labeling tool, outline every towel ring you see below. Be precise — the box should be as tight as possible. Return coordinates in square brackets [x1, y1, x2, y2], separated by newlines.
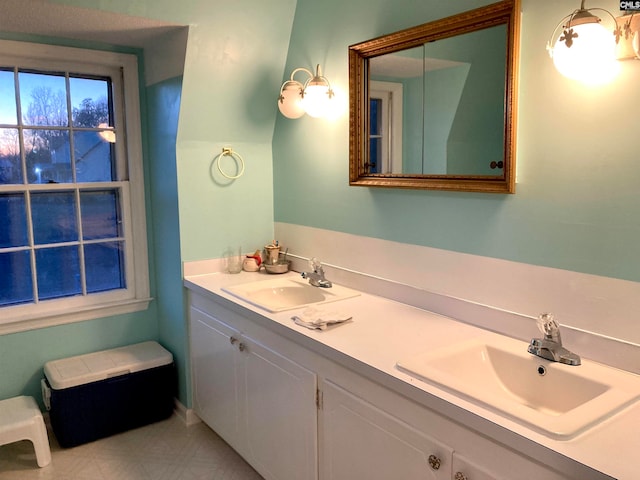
[216, 147, 245, 179]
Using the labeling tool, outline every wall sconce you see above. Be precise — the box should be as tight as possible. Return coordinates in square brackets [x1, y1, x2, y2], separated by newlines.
[277, 64, 334, 119]
[97, 123, 116, 143]
[615, 12, 640, 59]
[547, 0, 621, 84]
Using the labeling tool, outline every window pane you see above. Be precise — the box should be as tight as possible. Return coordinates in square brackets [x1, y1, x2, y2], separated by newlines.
[369, 138, 381, 173]
[0, 128, 22, 184]
[370, 98, 381, 135]
[70, 76, 111, 128]
[80, 190, 121, 240]
[23, 129, 72, 184]
[31, 191, 78, 244]
[85, 241, 125, 293]
[369, 97, 383, 173]
[0, 69, 17, 124]
[75, 131, 115, 182]
[0, 193, 28, 247]
[36, 246, 81, 300]
[19, 71, 68, 127]
[0, 251, 33, 306]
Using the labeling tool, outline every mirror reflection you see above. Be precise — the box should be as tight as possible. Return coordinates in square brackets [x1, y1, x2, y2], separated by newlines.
[349, 0, 519, 193]
[367, 25, 507, 176]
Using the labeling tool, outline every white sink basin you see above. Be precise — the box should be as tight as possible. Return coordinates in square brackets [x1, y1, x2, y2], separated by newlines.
[222, 277, 360, 312]
[396, 336, 640, 439]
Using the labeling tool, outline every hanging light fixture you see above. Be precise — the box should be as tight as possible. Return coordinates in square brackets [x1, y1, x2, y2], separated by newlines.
[277, 64, 334, 119]
[547, 1, 622, 84]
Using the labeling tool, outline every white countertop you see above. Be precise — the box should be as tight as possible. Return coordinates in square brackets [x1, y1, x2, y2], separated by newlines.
[184, 270, 640, 480]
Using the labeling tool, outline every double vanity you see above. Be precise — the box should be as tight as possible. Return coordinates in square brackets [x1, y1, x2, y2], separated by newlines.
[184, 268, 640, 480]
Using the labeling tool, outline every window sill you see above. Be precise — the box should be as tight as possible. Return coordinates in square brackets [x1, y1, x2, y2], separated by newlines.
[0, 297, 153, 335]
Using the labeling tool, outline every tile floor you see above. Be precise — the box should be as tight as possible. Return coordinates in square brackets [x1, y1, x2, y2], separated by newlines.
[0, 415, 263, 480]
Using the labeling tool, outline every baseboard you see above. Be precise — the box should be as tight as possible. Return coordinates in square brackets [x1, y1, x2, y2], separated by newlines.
[174, 398, 201, 426]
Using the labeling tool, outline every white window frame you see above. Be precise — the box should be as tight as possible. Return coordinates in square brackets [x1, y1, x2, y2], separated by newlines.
[370, 80, 403, 174]
[0, 40, 151, 335]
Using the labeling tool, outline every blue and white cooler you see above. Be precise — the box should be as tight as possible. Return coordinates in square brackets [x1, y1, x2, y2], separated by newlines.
[42, 341, 175, 448]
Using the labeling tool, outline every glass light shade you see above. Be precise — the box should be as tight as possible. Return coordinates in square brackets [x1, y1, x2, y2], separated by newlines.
[97, 122, 116, 143]
[552, 22, 620, 85]
[323, 86, 347, 121]
[278, 81, 305, 119]
[301, 83, 332, 118]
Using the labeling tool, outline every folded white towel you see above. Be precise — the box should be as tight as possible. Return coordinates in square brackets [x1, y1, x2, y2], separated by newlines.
[291, 307, 352, 331]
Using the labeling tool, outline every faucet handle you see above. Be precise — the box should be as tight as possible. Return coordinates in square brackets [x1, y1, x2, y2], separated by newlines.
[537, 313, 560, 339]
[309, 257, 322, 272]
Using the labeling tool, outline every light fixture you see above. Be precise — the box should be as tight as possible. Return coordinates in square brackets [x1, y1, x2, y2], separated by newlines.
[547, 1, 622, 84]
[615, 12, 640, 59]
[97, 123, 116, 143]
[277, 64, 334, 119]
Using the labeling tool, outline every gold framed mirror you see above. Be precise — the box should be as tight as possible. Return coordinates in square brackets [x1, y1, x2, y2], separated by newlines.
[348, 0, 519, 193]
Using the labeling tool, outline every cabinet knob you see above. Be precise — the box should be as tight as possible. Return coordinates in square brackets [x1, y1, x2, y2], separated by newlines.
[238, 342, 246, 352]
[230, 336, 238, 345]
[454, 473, 468, 480]
[428, 454, 441, 470]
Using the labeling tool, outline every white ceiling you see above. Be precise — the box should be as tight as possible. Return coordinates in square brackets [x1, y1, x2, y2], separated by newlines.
[370, 55, 466, 79]
[0, 0, 184, 48]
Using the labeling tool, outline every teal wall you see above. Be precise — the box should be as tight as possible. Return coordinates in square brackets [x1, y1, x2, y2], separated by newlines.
[404, 75, 424, 173]
[424, 65, 469, 174]
[425, 25, 506, 175]
[147, 76, 187, 405]
[171, 0, 296, 262]
[273, 0, 640, 284]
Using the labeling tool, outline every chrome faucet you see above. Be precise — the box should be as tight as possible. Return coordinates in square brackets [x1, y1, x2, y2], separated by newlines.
[527, 313, 581, 366]
[301, 258, 332, 288]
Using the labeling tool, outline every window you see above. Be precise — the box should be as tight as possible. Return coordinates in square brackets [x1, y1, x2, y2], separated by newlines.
[0, 40, 150, 334]
[369, 81, 403, 174]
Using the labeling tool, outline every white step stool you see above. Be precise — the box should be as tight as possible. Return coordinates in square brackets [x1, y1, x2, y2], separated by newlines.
[0, 396, 51, 467]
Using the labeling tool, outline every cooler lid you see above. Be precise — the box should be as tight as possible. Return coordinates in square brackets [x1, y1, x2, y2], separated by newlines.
[44, 341, 173, 390]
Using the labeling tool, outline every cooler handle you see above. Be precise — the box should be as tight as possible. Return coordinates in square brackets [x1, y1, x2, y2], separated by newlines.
[41, 378, 51, 411]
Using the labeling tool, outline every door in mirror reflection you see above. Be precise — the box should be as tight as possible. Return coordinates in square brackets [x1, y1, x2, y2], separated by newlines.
[368, 81, 404, 174]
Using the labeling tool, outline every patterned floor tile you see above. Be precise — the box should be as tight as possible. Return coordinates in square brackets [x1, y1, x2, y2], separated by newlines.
[0, 415, 263, 480]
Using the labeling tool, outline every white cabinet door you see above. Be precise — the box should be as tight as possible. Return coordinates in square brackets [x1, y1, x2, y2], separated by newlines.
[452, 454, 500, 480]
[190, 300, 318, 480]
[320, 379, 452, 480]
[452, 448, 570, 480]
[240, 337, 318, 480]
[190, 306, 241, 449]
